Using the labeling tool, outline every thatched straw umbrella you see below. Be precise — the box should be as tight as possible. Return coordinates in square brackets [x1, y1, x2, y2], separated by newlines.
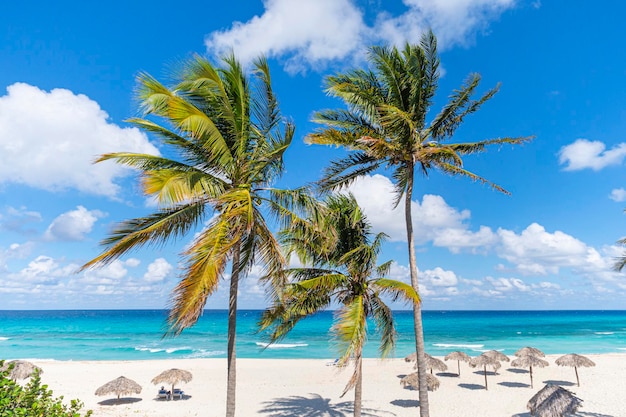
[483, 349, 510, 362]
[469, 353, 501, 390]
[423, 353, 447, 374]
[515, 346, 545, 357]
[555, 353, 595, 387]
[0, 360, 43, 381]
[444, 351, 471, 377]
[400, 372, 440, 392]
[527, 384, 583, 417]
[511, 354, 549, 388]
[95, 376, 142, 401]
[151, 368, 192, 395]
[404, 352, 417, 362]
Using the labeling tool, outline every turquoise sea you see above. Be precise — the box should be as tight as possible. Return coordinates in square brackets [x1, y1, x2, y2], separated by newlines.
[1, 310, 625, 361]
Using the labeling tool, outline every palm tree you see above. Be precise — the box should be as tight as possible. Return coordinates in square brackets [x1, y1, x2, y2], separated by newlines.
[260, 194, 419, 417]
[80, 54, 309, 417]
[305, 31, 531, 416]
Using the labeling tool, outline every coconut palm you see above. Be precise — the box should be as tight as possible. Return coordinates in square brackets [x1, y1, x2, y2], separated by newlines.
[81, 54, 309, 417]
[306, 30, 531, 416]
[260, 194, 419, 417]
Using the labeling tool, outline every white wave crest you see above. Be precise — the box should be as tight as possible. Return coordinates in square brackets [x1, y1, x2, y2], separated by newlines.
[0, 337, 9, 341]
[594, 332, 614, 335]
[433, 343, 484, 349]
[256, 342, 308, 349]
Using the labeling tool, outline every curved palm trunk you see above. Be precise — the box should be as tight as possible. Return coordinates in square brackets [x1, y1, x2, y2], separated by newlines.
[226, 246, 241, 417]
[405, 164, 430, 417]
[354, 354, 363, 417]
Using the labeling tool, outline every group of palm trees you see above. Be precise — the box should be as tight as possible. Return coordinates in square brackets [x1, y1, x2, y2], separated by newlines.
[81, 31, 530, 417]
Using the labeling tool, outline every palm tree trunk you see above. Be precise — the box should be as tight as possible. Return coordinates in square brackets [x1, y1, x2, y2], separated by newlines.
[354, 355, 362, 417]
[405, 163, 430, 417]
[226, 246, 241, 417]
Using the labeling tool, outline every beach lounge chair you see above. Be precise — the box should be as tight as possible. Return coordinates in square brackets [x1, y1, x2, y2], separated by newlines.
[172, 388, 184, 399]
[157, 388, 170, 400]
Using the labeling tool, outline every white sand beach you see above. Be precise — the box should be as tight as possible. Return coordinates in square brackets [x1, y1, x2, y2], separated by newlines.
[34, 354, 624, 417]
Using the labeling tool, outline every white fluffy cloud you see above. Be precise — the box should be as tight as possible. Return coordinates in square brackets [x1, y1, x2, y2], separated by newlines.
[609, 188, 626, 202]
[421, 266, 458, 287]
[44, 206, 105, 241]
[558, 139, 626, 171]
[143, 258, 173, 283]
[206, 0, 365, 72]
[205, 0, 517, 71]
[347, 174, 497, 251]
[375, 0, 515, 49]
[0, 83, 159, 197]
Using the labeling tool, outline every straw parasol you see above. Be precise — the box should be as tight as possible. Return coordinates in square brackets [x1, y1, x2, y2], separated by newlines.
[469, 353, 501, 390]
[404, 352, 417, 362]
[0, 360, 43, 381]
[95, 376, 142, 401]
[527, 384, 583, 417]
[511, 354, 549, 388]
[555, 353, 596, 387]
[400, 372, 440, 392]
[483, 349, 510, 362]
[515, 346, 545, 357]
[423, 353, 447, 374]
[444, 351, 471, 377]
[151, 368, 193, 395]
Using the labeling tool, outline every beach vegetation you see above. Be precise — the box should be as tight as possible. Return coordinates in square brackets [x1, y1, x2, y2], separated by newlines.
[305, 30, 532, 416]
[80, 54, 314, 417]
[0, 361, 92, 417]
[260, 193, 419, 417]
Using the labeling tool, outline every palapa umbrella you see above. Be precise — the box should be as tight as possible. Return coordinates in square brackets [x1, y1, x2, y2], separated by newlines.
[515, 346, 545, 358]
[0, 360, 42, 381]
[555, 353, 595, 387]
[469, 353, 501, 390]
[151, 368, 192, 395]
[511, 354, 549, 388]
[423, 353, 447, 374]
[95, 376, 142, 401]
[400, 372, 440, 392]
[404, 352, 417, 362]
[444, 351, 471, 377]
[483, 349, 510, 362]
[527, 384, 583, 417]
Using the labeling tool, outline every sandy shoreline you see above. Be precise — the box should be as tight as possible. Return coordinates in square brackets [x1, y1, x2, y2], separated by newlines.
[27, 354, 624, 416]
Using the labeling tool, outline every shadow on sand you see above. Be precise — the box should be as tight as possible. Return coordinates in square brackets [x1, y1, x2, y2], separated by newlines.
[97, 397, 142, 406]
[258, 393, 394, 417]
[498, 381, 530, 388]
[390, 399, 419, 408]
[436, 372, 458, 378]
[542, 379, 576, 386]
[507, 368, 528, 374]
[458, 383, 485, 390]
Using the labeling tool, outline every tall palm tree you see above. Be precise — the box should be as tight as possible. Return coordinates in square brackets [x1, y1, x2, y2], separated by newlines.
[306, 31, 532, 416]
[260, 194, 419, 417]
[81, 54, 309, 417]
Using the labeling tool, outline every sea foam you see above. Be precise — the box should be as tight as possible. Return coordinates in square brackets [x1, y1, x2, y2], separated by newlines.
[0, 337, 9, 341]
[432, 343, 484, 349]
[256, 342, 308, 349]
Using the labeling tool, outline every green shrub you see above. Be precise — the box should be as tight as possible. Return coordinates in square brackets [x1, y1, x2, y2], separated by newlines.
[0, 360, 92, 417]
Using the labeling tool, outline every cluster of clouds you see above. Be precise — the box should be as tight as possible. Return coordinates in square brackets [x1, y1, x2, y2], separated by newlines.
[1, 0, 626, 308]
[0, 83, 159, 199]
[206, 0, 517, 72]
[345, 174, 624, 305]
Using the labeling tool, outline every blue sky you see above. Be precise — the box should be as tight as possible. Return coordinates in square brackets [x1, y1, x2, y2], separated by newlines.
[1, 0, 626, 310]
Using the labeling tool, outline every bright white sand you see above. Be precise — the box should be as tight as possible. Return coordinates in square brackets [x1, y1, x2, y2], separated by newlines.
[33, 354, 624, 417]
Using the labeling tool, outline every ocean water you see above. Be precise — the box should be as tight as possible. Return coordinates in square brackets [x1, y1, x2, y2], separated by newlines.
[1, 310, 625, 361]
